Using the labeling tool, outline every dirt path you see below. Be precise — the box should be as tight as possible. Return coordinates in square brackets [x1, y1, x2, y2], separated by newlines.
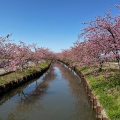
[0, 68, 5, 75]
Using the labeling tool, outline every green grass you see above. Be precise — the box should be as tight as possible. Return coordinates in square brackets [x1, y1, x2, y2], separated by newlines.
[0, 60, 51, 85]
[77, 64, 120, 120]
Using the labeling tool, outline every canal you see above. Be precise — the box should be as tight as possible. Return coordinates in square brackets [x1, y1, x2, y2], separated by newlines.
[0, 62, 95, 120]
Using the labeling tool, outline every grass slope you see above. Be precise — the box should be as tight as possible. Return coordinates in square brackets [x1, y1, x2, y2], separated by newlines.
[77, 64, 120, 120]
[0, 61, 51, 85]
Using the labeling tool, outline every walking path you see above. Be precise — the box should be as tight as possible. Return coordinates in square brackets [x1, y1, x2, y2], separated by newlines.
[0, 68, 5, 75]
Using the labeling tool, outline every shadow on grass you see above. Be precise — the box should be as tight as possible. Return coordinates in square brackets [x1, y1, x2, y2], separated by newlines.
[105, 73, 120, 92]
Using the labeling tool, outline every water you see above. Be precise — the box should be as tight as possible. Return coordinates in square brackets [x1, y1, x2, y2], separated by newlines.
[0, 62, 95, 120]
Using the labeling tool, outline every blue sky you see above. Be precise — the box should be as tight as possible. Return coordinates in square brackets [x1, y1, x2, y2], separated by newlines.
[0, 0, 120, 53]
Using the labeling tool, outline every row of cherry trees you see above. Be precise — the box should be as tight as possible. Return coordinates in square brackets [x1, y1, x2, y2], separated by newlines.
[0, 36, 54, 71]
[0, 5, 119, 71]
[57, 5, 120, 70]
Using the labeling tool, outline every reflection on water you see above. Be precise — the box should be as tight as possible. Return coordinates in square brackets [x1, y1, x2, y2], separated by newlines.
[0, 62, 95, 120]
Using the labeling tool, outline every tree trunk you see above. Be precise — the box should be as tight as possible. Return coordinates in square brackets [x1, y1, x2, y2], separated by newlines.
[98, 61, 104, 72]
[115, 55, 120, 69]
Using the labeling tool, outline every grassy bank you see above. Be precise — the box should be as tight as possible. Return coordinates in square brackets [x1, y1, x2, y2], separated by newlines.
[0, 60, 51, 85]
[76, 64, 120, 120]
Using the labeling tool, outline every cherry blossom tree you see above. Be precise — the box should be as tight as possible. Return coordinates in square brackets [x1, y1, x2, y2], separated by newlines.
[0, 38, 32, 71]
[31, 44, 54, 65]
[78, 6, 120, 69]
[58, 5, 120, 70]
